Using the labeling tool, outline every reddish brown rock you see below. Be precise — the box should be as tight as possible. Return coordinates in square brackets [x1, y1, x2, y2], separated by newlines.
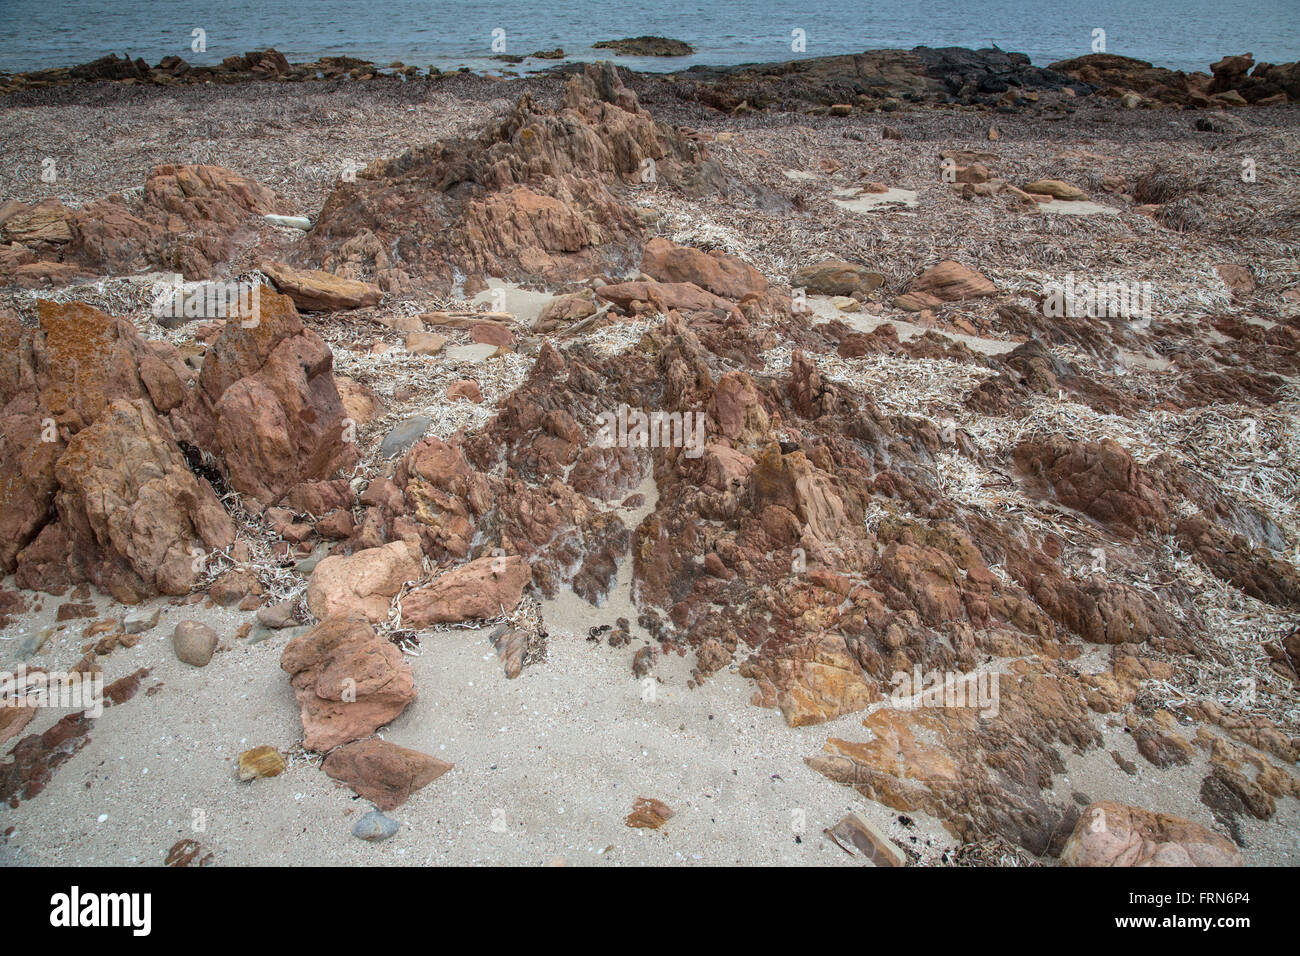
[808, 659, 1100, 854]
[790, 258, 884, 297]
[469, 323, 516, 348]
[641, 236, 767, 301]
[445, 379, 484, 403]
[596, 280, 736, 314]
[172, 287, 359, 511]
[904, 260, 997, 302]
[165, 838, 214, 867]
[260, 260, 382, 312]
[625, 797, 674, 829]
[306, 541, 423, 623]
[280, 617, 417, 752]
[303, 63, 720, 293]
[1, 199, 73, 244]
[402, 555, 530, 626]
[3, 165, 287, 285]
[1061, 802, 1241, 866]
[321, 738, 453, 810]
[1014, 436, 1168, 535]
[48, 399, 235, 602]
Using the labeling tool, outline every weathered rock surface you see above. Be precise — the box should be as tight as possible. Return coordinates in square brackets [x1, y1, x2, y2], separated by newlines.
[791, 259, 885, 297]
[280, 617, 416, 752]
[237, 745, 286, 780]
[322, 738, 452, 809]
[50, 398, 233, 601]
[260, 260, 382, 312]
[641, 236, 767, 301]
[171, 287, 358, 511]
[401, 555, 530, 625]
[301, 62, 723, 294]
[306, 541, 422, 623]
[1060, 801, 1242, 866]
[0, 164, 287, 286]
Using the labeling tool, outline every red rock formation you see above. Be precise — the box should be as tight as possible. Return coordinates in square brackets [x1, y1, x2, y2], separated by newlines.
[302, 62, 721, 293]
[171, 287, 358, 511]
[280, 618, 417, 752]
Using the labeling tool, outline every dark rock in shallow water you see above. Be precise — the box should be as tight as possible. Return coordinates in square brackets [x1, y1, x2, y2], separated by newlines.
[593, 36, 694, 57]
[913, 46, 1090, 103]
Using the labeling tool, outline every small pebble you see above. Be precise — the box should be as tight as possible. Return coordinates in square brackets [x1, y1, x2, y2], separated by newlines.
[352, 810, 400, 842]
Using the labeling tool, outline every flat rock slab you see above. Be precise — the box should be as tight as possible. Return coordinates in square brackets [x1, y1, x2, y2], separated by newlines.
[1038, 200, 1120, 216]
[470, 279, 554, 328]
[807, 296, 1019, 356]
[831, 186, 919, 211]
[443, 343, 499, 364]
[824, 813, 907, 866]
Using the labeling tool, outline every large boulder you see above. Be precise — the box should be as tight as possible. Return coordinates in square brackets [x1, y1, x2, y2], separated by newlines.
[306, 541, 423, 623]
[790, 258, 884, 297]
[172, 287, 358, 510]
[899, 260, 997, 307]
[641, 237, 767, 301]
[1060, 801, 1241, 866]
[280, 617, 417, 752]
[2, 302, 199, 590]
[51, 399, 235, 602]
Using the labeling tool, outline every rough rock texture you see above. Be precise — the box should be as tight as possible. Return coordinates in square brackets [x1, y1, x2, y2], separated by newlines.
[791, 259, 885, 297]
[322, 738, 453, 810]
[301, 62, 722, 294]
[0, 164, 287, 286]
[641, 236, 767, 301]
[171, 287, 359, 511]
[900, 260, 998, 307]
[1060, 801, 1242, 866]
[807, 659, 1100, 853]
[306, 541, 422, 623]
[401, 555, 531, 626]
[51, 400, 235, 602]
[1014, 436, 1168, 536]
[1050, 52, 1299, 105]
[280, 618, 417, 752]
[260, 259, 382, 312]
[1, 300, 203, 586]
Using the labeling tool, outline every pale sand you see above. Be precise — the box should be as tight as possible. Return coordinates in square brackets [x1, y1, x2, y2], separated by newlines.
[830, 185, 920, 212]
[806, 294, 1020, 356]
[0, 544, 955, 866]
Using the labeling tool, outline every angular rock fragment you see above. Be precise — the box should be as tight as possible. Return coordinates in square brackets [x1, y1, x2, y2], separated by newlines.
[322, 738, 452, 810]
[280, 618, 416, 752]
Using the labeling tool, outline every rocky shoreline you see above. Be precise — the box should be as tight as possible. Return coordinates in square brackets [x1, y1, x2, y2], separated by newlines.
[4, 44, 1298, 111]
[1, 54, 1298, 866]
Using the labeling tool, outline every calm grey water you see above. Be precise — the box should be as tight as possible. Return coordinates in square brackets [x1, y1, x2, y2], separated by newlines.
[0, 0, 1297, 74]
